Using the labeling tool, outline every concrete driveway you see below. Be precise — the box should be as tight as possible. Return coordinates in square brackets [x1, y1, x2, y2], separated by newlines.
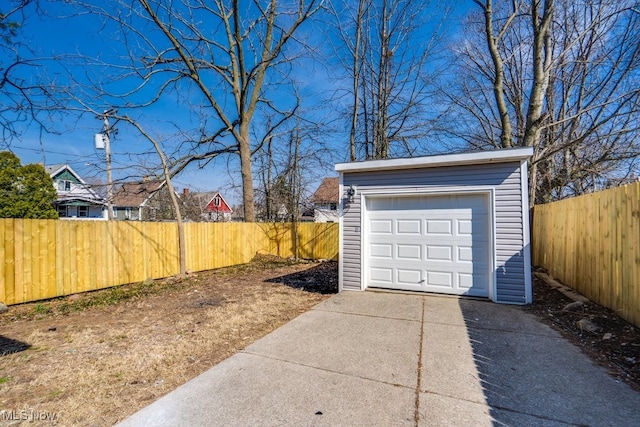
[118, 291, 640, 426]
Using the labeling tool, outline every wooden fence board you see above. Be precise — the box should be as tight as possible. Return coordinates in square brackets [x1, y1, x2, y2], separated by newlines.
[1, 221, 338, 306]
[533, 182, 640, 327]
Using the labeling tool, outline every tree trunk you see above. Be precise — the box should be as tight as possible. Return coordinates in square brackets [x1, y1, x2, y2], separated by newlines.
[522, 0, 554, 149]
[479, 0, 514, 148]
[239, 125, 255, 222]
[164, 173, 187, 276]
[350, 0, 367, 162]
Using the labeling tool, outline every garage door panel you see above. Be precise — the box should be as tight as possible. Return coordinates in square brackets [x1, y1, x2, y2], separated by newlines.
[397, 219, 421, 234]
[458, 273, 474, 289]
[457, 219, 473, 235]
[397, 269, 422, 285]
[370, 219, 393, 234]
[370, 267, 393, 284]
[426, 245, 453, 261]
[370, 243, 393, 259]
[426, 220, 453, 235]
[458, 246, 473, 262]
[397, 244, 422, 260]
[366, 194, 490, 297]
[426, 271, 453, 288]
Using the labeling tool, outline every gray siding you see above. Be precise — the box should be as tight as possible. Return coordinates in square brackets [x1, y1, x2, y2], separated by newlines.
[340, 161, 528, 304]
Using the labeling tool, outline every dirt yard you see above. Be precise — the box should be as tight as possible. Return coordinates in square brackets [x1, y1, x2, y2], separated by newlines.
[0, 256, 337, 426]
[2, 257, 639, 426]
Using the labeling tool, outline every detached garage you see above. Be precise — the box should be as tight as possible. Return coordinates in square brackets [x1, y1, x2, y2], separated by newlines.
[335, 147, 534, 304]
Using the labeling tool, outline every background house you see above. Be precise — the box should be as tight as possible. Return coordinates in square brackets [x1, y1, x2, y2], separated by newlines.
[311, 177, 339, 223]
[112, 179, 176, 221]
[46, 164, 105, 219]
[182, 190, 233, 222]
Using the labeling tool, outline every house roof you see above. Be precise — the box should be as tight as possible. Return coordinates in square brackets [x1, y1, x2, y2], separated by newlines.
[312, 177, 339, 203]
[184, 191, 233, 214]
[112, 180, 165, 207]
[45, 164, 67, 176]
[335, 147, 534, 173]
[45, 164, 87, 184]
[46, 163, 104, 204]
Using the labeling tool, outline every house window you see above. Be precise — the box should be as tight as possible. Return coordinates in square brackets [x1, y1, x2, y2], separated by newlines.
[330, 203, 337, 211]
[213, 196, 220, 207]
[125, 208, 132, 219]
[78, 206, 88, 217]
[57, 180, 71, 192]
[57, 205, 67, 217]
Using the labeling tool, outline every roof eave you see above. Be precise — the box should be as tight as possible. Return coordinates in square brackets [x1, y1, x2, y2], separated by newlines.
[335, 147, 534, 173]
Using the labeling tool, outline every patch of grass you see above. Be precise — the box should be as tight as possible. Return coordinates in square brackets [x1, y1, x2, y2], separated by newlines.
[33, 303, 51, 315]
[0, 376, 12, 384]
[48, 389, 63, 399]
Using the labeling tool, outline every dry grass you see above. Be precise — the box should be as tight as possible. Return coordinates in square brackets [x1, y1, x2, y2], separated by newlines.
[0, 257, 335, 426]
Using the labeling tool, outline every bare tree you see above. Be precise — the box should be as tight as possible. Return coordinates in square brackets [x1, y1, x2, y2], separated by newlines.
[95, 110, 188, 275]
[446, 0, 640, 204]
[329, 0, 450, 160]
[64, 0, 322, 222]
[0, 0, 59, 147]
[255, 115, 331, 226]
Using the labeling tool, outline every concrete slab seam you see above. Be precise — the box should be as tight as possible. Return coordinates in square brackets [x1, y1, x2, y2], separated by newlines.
[414, 297, 426, 427]
[240, 350, 414, 390]
[311, 307, 423, 324]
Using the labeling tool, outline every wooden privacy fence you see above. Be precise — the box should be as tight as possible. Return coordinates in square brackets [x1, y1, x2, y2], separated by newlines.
[0, 220, 339, 306]
[532, 182, 640, 327]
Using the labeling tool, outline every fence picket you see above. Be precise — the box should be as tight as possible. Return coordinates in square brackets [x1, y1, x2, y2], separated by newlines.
[533, 182, 640, 327]
[0, 220, 338, 306]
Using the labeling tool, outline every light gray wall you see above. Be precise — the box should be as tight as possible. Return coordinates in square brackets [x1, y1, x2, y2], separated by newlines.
[340, 161, 528, 304]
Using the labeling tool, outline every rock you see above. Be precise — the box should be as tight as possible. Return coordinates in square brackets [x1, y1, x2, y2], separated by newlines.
[534, 272, 590, 303]
[577, 318, 600, 333]
[0, 302, 8, 314]
[603, 333, 613, 340]
[563, 301, 584, 312]
[68, 294, 82, 302]
[48, 326, 57, 332]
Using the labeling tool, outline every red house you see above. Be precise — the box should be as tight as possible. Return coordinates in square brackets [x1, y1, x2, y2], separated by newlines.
[204, 192, 233, 220]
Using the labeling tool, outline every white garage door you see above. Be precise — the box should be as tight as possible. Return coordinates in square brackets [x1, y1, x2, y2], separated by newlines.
[366, 193, 490, 297]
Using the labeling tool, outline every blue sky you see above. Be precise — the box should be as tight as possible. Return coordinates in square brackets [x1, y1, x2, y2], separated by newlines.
[6, 0, 474, 204]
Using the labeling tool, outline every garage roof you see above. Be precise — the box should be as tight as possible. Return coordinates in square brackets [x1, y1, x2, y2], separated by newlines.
[335, 147, 533, 173]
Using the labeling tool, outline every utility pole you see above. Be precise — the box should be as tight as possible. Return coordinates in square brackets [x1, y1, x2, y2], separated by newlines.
[96, 109, 117, 220]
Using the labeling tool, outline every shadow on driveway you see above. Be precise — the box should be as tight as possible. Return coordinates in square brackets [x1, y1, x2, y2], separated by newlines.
[458, 298, 640, 426]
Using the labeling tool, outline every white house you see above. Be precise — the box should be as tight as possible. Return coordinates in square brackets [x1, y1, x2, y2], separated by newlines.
[311, 177, 339, 223]
[45, 164, 106, 219]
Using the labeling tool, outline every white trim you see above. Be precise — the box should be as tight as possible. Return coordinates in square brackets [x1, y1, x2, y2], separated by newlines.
[489, 189, 498, 303]
[359, 191, 366, 292]
[520, 159, 533, 304]
[335, 147, 534, 173]
[359, 187, 496, 301]
[338, 173, 345, 292]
